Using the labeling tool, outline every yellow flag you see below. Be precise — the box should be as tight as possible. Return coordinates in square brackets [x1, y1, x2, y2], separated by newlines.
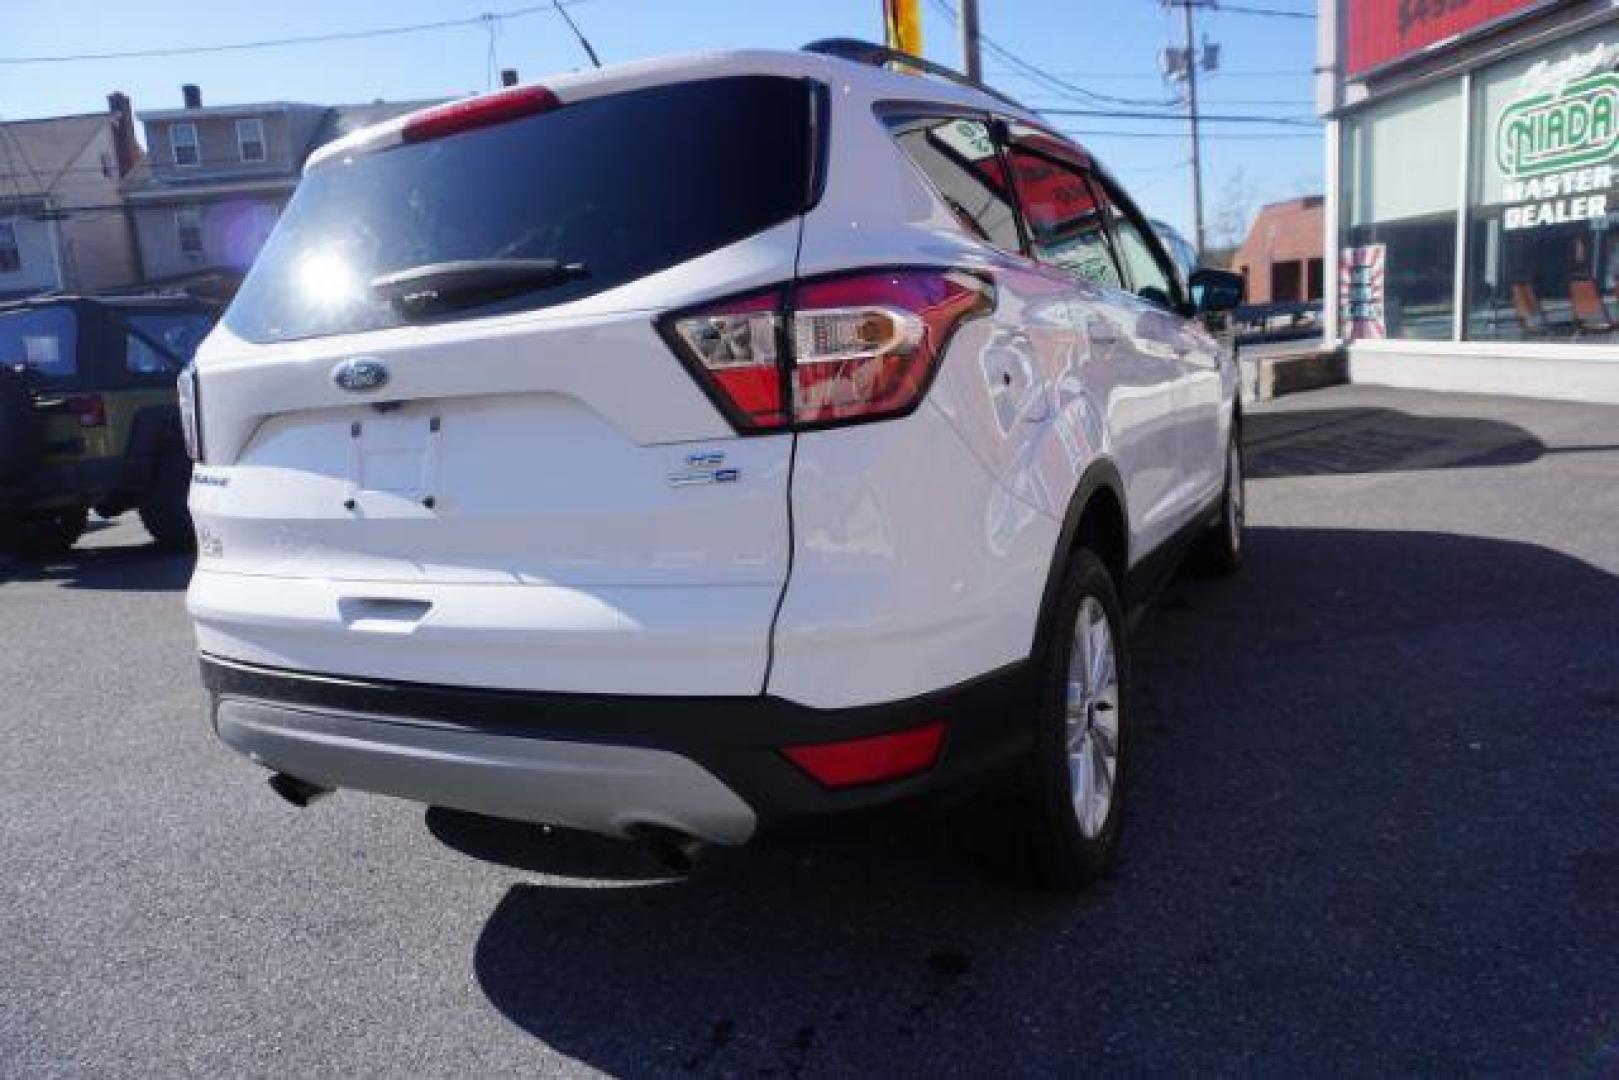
[884, 0, 923, 57]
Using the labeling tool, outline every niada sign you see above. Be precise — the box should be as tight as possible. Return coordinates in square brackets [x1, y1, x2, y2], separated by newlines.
[1493, 64, 1619, 232]
[1496, 71, 1619, 178]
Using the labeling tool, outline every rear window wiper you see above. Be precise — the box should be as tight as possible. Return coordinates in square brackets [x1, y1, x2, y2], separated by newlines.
[370, 258, 587, 316]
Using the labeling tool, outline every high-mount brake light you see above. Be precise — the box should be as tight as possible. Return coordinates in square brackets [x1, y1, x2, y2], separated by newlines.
[661, 269, 990, 434]
[402, 86, 562, 144]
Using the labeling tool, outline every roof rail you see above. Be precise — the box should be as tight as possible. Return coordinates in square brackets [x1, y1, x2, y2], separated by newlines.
[801, 37, 1033, 112]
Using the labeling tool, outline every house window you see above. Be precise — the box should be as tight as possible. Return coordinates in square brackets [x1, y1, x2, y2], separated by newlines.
[176, 207, 204, 260]
[171, 122, 199, 166]
[237, 119, 265, 163]
[0, 222, 19, 273]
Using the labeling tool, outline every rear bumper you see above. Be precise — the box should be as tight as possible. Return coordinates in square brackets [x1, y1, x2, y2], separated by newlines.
[200, 653, 1035, 843]
[0, 455, 135, 511]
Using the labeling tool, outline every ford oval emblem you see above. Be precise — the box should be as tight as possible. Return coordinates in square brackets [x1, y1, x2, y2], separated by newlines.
[333, 357, 389, 393]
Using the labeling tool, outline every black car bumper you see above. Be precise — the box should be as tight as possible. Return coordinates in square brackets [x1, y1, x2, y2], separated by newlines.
[199, 653, 1036, 839]
[0, 454, 149, 513]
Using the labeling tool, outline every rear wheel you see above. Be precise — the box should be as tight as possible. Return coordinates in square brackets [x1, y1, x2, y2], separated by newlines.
[138, 448, 195, 552]
[1196, 424, 1245, 575]
[968, 548, 1130, 891]
[0, 364, 40, 485]
[0, 505, 87, 560]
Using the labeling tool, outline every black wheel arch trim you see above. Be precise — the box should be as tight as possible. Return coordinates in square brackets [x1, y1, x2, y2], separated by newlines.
[1032, 457, 1129, 658]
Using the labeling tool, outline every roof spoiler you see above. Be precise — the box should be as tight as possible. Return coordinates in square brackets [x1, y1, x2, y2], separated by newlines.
[801, 37, 1033, 113]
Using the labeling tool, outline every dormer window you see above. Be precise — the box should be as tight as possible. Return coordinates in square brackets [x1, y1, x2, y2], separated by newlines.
[171, 122, 199, 167]
[237, 119, 266, 163]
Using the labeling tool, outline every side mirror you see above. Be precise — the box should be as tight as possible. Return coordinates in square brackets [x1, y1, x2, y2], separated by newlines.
[1188, 268, 1245, 314]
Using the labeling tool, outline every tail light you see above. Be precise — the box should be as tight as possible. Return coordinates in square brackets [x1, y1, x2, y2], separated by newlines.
[661, 268, 991, 434]
[64, 393, 106, 428]
[177, 364, 202, 462]
[665, 288, 788, 431]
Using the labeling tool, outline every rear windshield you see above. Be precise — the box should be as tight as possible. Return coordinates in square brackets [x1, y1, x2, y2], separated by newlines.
[226, 76, 816, 343]
[0, 306, 77, 380]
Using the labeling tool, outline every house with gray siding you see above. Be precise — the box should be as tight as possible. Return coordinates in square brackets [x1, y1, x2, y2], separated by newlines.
[0, 95, 144, 300]
[121, 86, 433, 293]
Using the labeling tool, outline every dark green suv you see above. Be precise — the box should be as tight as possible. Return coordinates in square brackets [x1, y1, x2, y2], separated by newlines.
[0, 296, 217, 558]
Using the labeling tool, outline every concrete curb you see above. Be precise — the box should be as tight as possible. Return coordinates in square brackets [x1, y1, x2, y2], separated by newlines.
[1245, 346, 1349, 401]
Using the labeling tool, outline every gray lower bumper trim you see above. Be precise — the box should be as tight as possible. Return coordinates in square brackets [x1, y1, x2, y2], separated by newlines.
[215, 699, 757, 845]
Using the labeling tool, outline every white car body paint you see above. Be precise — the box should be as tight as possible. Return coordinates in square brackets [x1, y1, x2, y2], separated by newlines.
[185, 48, 1239, 841]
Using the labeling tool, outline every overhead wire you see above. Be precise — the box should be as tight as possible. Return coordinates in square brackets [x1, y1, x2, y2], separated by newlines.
[0, 1, 593, 64]
[923, 0, 1183, 108]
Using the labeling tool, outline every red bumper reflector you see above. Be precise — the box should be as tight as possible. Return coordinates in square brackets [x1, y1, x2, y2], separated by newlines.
[782, 721, 947, 789]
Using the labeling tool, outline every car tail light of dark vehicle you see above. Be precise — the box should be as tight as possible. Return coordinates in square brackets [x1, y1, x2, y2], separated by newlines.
[64, 393, 106, 428]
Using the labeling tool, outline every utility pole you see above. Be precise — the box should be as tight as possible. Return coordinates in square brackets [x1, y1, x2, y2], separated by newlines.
[1182, 2, 1206, 258]
[1163, 0, 1217, 259]
[958, 0, 982, 82]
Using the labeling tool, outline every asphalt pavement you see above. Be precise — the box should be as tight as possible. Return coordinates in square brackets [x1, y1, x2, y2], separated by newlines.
[3, 384, 1617, 1076]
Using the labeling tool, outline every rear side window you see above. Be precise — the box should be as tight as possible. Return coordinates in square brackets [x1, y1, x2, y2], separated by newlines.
[125, 311, 214, 375]
[1003, 128, 1122, 290]
[0, 306, 77, 379]
[886, 116, 1021, 252]
[226, 76, 816, 343]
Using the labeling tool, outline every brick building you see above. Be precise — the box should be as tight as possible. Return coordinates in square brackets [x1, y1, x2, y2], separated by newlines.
[1230, 196, 1326, 305]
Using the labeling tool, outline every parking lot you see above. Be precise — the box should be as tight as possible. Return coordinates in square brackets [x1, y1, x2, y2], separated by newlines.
[3, 383, 1617, 1075]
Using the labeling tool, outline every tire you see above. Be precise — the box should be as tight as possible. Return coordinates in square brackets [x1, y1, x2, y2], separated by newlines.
[0, 365, 40, 485]
[0, 505, 87, 560]
[966, 548, 1131, 891]
[1195, 423, 1245, 576]
[137, 448, 195, 552]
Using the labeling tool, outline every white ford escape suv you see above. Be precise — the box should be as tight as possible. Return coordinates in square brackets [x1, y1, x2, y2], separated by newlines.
[183, 41, 1246, 888]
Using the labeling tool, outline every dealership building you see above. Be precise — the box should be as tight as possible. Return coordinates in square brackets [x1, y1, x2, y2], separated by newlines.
[1320, 0, 1619, 402]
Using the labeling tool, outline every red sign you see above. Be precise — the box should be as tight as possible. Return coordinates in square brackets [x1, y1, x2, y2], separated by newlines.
[1346, 0, 1553, 77]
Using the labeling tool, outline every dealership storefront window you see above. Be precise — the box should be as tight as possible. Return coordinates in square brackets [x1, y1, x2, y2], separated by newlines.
[1341, 79, 1463, 341]
[1465, 25, 1619, 343]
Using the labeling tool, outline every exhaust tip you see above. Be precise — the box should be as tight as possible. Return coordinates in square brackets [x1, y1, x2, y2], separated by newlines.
[268, 772, 332, 808]
[628, 823, 707, 874]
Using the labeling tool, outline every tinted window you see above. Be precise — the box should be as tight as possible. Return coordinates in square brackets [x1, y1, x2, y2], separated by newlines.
[1097, 179, 1180, 309]
[126, 311, 214, 375]
[227, 77, 815, 343]
[1004, 141, 1122, 289]
[0, 306, 77, 379]
[887, 116, 1021, 252]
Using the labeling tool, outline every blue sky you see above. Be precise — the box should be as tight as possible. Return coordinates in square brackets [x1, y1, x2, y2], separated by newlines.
[3, 0, 1322, 245]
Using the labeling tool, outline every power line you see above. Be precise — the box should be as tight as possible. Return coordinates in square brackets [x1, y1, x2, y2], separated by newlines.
[989, 68, 1311, 78]
[1038, 106, 1318, 126]
[924, 0, 1181, 108]
[0, 2, 591, 64]
[1028, 96, 1314, 109]
[1214, 4, 1314, 19]
[1058, 128, 1319, 140]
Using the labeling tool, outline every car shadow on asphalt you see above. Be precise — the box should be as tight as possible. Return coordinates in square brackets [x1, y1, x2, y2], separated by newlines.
[0, 541, 193, 591]
[1244, 406, 1547, 477]
[437, 526, 1619, 1074]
